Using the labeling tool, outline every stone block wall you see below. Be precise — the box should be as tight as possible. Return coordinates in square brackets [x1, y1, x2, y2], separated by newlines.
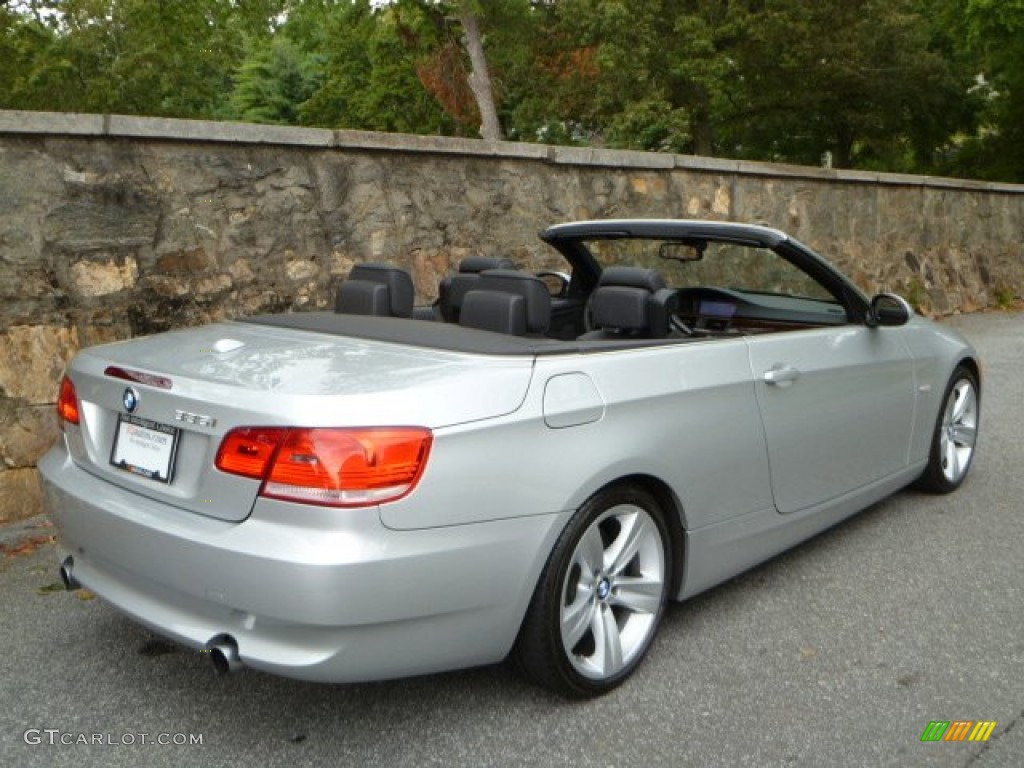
[1, 110, 1022, 523]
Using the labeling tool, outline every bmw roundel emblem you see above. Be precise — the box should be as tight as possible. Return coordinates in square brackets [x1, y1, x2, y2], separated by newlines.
[122, 387, 139, 413]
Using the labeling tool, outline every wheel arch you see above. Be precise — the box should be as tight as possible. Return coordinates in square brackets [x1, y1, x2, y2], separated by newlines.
[956, 355, 981, 388]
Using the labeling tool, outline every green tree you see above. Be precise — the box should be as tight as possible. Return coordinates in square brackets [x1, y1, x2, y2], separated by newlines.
[943, 0, 1024, 180]
[728, 0, 971, 170]
[297, 0, 455, 133]
[502, 0, 750, 153]
[1, 0, 279, 117]
[1, 0, 1016, 181]
[505, 0, 971, 170]
[231, 34, 320, 124]
[0, 5, 57, 110]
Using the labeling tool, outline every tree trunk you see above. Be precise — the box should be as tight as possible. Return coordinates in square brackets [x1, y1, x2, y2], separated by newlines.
[691, 85, 714, 156]
[458, 9, 502, 141]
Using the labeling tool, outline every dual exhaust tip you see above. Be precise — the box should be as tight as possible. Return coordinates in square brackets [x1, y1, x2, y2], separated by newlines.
[59, 556, 80, 591]
[58, 557, 243, 675]
[207, 635, 243, 675]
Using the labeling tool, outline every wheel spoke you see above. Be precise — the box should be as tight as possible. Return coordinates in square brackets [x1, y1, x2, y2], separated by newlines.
[951, 423, 977, 447]
[610, 575, 663, 615]
[591, 603, 624, 676]
[951, 382, 974, 423]
[944, 434, 960, 480]
[574, 525, 605, 582]
[561, 587, 596, 650]
[605, 510, 649, 576]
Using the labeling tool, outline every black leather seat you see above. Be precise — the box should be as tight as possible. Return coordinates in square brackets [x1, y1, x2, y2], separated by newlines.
[579, 266, 678, 339]
[459, 270, 552, 336]
[438, 256, 516, 322]
[335, 263, 415, 318]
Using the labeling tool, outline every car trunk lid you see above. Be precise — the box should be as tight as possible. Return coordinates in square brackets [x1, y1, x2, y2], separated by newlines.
[62, 321, 534, 522]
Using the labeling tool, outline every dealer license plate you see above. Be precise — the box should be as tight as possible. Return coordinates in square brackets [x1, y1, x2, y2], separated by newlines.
[109, 414, 180, 484]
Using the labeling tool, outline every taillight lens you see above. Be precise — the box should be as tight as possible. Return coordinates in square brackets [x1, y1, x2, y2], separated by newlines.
[57, 376, 80, 427]
[215, 427, 432, 507]
[215, 427, 287, 478]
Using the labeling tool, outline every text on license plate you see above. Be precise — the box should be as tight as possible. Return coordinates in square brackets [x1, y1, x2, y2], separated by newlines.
[109, 415, 180, 484]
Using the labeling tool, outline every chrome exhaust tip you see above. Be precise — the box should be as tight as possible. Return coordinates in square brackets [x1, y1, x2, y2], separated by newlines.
[207, 635, 242, 675]
[59, 556, 81, 591]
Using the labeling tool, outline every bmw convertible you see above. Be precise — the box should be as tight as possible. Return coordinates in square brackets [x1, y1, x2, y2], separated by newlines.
[40, 219, 980, 697]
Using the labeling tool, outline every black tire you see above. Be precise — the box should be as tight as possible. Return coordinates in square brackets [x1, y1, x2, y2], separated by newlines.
[511, 484, 672, 698]
[915, 364, 980, 493]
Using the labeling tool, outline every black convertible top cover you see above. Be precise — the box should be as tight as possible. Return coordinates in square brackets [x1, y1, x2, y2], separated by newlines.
[242, 312, 682, 357]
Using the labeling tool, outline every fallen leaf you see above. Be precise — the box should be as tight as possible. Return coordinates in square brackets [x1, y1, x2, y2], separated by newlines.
[799, 645, 819, 659]
[37, 581, 66, 595]
[2, 534, 57, 558]
[76, 589, 96, 601]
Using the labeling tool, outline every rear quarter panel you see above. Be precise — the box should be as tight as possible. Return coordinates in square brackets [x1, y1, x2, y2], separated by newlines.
[380, 338, 775, 532]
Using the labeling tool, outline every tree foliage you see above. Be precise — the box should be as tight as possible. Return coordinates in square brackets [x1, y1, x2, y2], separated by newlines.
[1, 0, 1022, 181]
[944, 0, 1024, 180]
[0, 0, 279, 117]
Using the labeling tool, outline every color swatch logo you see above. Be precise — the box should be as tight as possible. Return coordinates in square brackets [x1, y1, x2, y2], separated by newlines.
[920, 721, 997, 742]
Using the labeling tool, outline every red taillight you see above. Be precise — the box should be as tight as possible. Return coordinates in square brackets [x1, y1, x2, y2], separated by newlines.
[215, 427, 432, 507]
[215, 427, 288, 478]
[57, 376, 80, 427]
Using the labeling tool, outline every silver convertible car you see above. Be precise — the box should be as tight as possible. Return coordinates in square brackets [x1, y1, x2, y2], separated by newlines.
[40, 219, 980, 697]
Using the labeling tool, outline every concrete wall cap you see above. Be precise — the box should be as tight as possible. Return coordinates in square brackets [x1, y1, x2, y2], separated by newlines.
[3, 110, 1022, 193]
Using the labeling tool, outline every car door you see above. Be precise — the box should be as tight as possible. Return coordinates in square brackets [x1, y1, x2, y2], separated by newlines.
[747, 325, 916, 514]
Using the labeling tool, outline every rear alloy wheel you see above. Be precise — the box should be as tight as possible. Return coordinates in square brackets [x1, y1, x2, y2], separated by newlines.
[916, 364, 980, 493]
[513, 485, 671, 697]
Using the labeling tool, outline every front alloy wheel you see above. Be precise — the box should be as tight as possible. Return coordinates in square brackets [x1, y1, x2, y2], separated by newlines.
[513, 485, 672, 697]
[916, 364, 980, 493]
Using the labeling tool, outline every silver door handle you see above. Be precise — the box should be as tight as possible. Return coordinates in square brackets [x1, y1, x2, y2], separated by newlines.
[764, 365, 801, 386]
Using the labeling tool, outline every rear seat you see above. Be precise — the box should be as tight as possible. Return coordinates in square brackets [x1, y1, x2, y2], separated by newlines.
[336, 259, 554, 338]
[335, 263, 415, 318]
[438, 256, 516, 322]
[458, 270, 551, 336]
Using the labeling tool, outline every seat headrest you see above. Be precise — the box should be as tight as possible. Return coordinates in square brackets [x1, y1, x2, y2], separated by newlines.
[590, 286, 652, 332]
[336, 263, 415, 318]
[459, 256, 516, 273]
[588, 266, 676, 338]
[337, 281, 390, 317]
[475, 269, 551, 334]
[438, 258, 520, 322]
[598, 266, 667, 292]
[459, 290, 528, 335]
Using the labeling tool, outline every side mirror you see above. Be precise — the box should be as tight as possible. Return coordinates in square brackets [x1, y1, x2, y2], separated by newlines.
[868, 293, 913, 327]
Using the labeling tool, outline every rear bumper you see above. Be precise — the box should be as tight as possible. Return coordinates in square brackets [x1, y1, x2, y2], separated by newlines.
[39, 444, 563, 683]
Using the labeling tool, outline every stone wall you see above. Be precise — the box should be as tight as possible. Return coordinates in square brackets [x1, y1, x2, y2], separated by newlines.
[1, 110, 1023, 524]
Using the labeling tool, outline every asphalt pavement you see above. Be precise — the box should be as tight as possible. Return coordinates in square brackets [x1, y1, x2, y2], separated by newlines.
[1, 311, 1021, 768]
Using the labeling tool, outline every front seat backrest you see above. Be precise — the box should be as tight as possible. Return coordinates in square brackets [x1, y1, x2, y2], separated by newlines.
[582, 266, 677, 339]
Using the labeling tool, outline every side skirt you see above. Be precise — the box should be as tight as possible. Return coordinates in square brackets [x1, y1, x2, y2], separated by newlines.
[677, 461, 927, 601]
